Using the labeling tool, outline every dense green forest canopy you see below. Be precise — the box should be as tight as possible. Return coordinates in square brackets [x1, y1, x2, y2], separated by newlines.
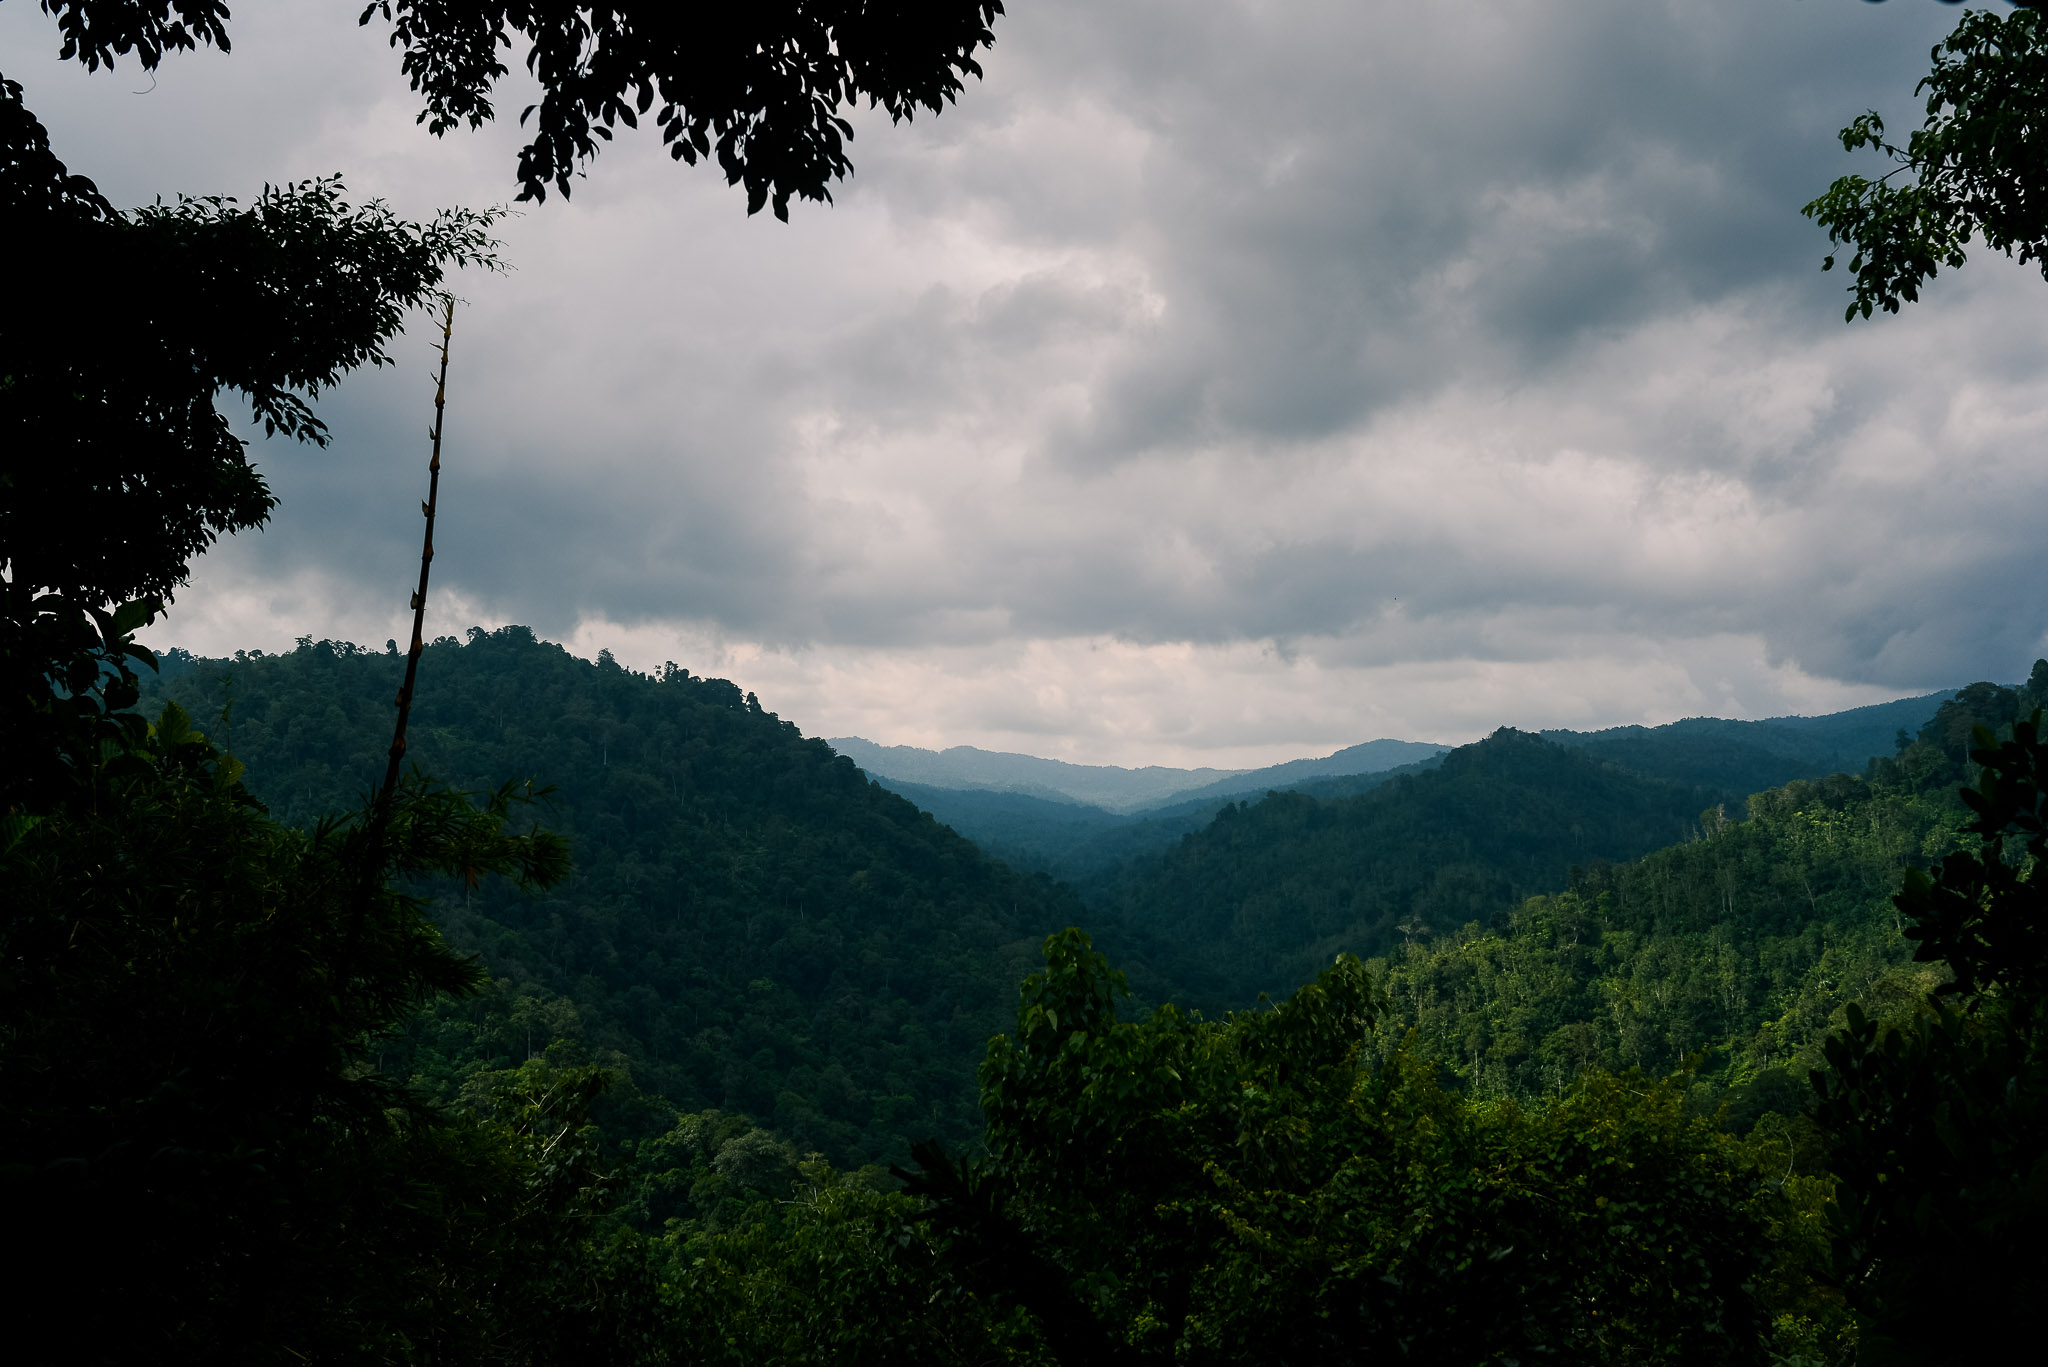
[0, 707, 607, 1362]
[141, 631, 2045, 1140]
[896, 934, 1792, 1365]
[11, 0, 2048, 1354]
[1359, 668, 2045, 1104]
[85, 629, 2048, 1362]
[143, 627, 1088, 1164]
[1097, 727, 1731, 1007]
[1540, 690, 1954, 799]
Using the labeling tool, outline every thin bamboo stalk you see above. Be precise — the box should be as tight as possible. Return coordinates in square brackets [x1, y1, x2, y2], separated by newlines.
[339, 297, 460, 987]
[381, 295, 457, 802]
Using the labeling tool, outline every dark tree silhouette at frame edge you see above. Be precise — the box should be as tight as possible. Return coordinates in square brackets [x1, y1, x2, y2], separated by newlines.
[34, 0, 1006, 214]
[4, 0, 1007, 803]
[0, 75, 501, 810]
[1802, 13, 2048, 1355]
[1806, 3, 2048, 319]
[3, 4, 1014, 1358]
[1806, 711, 2048, 1364]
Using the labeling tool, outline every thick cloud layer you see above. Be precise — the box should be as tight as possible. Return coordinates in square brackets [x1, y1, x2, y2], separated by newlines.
[7, 1, 2044, 765]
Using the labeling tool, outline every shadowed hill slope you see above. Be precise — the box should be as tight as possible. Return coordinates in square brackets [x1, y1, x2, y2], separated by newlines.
[139, 628, 1089, 1164]
[859, 694, 1952, 886]
[1099, 729, 1723, 1008]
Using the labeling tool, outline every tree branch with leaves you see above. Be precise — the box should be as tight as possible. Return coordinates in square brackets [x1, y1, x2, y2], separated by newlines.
[1806, 6, 2048, 320]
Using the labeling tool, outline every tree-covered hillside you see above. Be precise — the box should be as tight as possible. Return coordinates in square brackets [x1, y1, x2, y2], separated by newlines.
[1541, 690, 1951, 800]
[1096, 729, 1727, 1007]
[1382, 773, 1961, 1105]
[141, 628, 1086, 1164]
[871, 693, 1948, 890]
[144, 635, 2038, 1150]
[123, 627, 2048, 1363]
[1376, 666, 2048, 1107]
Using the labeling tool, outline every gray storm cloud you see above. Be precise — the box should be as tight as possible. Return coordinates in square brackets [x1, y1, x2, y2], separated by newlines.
[5, 0, 2043, 760]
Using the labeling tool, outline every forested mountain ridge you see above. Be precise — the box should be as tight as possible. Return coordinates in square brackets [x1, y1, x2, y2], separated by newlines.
[144, 634, 2023, 1088]
[140, 627, 1087, 1164]
[863, 691, 1952, 887]
[122, 625, 2048, 1363]
[1542, 689, 1953, 799]
[145, 632, 2000, 1076]
[1371, 665, 2048, 1108]
[1382, 773, 1960, 1107]
[1097, 728, 1730, 1008]
[13, 0, 2043, 1347]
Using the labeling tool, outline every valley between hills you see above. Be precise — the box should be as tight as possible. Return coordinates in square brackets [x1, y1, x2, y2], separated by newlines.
[19, 2, 2048, 1358]
[13, 624, 2020, 1361]
[135, 629, 2020, 1162]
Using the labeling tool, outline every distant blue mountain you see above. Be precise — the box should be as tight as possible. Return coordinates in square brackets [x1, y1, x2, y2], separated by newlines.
[1159, 738, 1451, 807]
[871, 757, 1448, 885]
[824, 737, 1252, 812]
[828, 735, 1447, 814]
[842, 689, 1961, 883]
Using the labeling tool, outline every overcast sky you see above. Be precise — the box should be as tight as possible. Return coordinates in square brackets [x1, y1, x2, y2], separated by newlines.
[9, 0, 2046, 765]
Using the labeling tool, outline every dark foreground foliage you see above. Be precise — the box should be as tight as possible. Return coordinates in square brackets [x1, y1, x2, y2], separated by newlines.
[111, 635, 2046, 1364]
[0, 74, 500, 813]
[902, 932, 1780, 1365]
[1810, 705, 2048, 1364]
[0, 702, 684, 1363]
